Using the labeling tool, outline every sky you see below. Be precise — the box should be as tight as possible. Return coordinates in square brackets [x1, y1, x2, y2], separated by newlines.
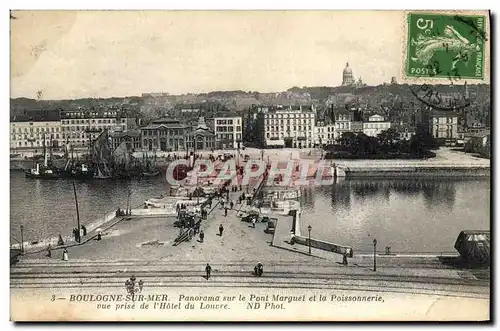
[8, 11, 449, 99]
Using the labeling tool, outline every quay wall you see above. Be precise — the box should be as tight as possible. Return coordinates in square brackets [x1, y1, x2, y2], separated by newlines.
[11, 209, 118, 252]
[342, 166, 490, 178]
[10, 159, 174, 171]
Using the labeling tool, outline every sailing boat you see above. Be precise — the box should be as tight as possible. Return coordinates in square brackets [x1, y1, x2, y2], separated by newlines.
[61, 140, 94, 180]
[25, 133, 61, 179]
[92, 130, 112, 179]
[141, 150, 160, 177]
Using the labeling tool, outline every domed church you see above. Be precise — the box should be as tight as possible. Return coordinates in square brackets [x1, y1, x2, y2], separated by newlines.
[341, 62, 365, 88]
[342, 62, 355, 86]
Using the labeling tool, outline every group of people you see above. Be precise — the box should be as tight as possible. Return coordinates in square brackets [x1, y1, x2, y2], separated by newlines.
[72, 225, 88, 242]
[125, 277, 144, 295]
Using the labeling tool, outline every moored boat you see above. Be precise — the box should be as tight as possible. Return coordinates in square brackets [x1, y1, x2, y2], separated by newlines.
[24, 164, 61, 179]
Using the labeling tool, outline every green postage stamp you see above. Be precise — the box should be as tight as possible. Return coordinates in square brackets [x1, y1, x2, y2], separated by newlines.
[406, 12, 486, 79]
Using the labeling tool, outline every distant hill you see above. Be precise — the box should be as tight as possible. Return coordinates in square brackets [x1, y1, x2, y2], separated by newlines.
[10, 83, 490, 126]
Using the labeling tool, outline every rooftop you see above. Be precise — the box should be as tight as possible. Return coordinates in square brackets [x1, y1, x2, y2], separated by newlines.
[10, 110, 60, 122]
[61, 110, 130, 119]
[140, 123, 188, 130]
[430, 110, 459, 117]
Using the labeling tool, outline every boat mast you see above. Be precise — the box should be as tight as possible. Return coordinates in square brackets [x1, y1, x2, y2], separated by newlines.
[43, 132, 48, 168]
[49, 134, 53, 167]
[72, 181, 81, 243]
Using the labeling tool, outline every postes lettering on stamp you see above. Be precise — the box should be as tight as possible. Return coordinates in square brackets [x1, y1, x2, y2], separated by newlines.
[406, 13, 486, 80]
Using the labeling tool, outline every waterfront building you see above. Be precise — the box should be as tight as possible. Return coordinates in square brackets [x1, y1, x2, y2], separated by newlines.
[257, 105, 316, 148]
[140, 118, 189, 152]
[60, 109, 136, 148]
[363, 114, 391, 137]
[314, 120, 336, 147]
[429, 110, 458, 140]
[464, 130, 490, 157]
[185, 117, 216, 151]
[109, 129, 142, 151]
[333, 111, 354, 140]
[10, 110, 62, 150]
[206, 114, 243, 149]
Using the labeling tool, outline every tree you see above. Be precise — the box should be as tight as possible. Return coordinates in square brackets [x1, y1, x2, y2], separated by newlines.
[377, 128, 399, 148]
[337, 132, 357, 151]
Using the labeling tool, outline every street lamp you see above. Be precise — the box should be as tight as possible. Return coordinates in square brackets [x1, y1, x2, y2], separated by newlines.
[20, 225, 24, 254]
[373, 238, 377, 272]
[307, 225, 312, 255]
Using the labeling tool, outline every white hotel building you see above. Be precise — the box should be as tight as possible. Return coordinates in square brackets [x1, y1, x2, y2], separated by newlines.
[259, 105, 316, 148]
[206, 114, 243, 149]
[10, 110, 62, 150]
[363, 114, 391, 137]
[60, 110, 136, 147]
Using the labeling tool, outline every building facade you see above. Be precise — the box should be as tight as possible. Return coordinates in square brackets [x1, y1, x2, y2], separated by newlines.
[140, 119, 189, 152]
[60, 110, 136, 148]
[206, 114, 243, 149]
[314, 121, 336, 147]
[333, 111, 354, 140]
[186, 117, 216, 151]
[10, 110, 62, 150]
[109, 129, 142, 151]
[363, 114, 391, 137]
[259, 105, 317, 149]
[429, 111, 458, 140]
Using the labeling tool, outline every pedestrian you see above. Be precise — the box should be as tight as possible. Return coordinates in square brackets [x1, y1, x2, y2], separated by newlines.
[252, 217, 256, 228]
[343, 253, 348, 266]
[224, 207, 228, 217]
[219, 224, 224, 236]
[57, 234, 64, 246]
[138, 280, 144, 293]
[200, 230, 204, 243]
[230, 201, 234, 209]
[205, 263, 212, 280]
[62, 248, 68, 261]
[46, 244, 52, 258]
[81, 225, 87, 236]
[97, 231, 102, 241]
[254, 262, 263, 277]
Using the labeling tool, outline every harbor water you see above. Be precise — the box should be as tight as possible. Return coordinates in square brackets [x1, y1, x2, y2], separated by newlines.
[299, 178, 490, 254]
[10, 171, 490, 254]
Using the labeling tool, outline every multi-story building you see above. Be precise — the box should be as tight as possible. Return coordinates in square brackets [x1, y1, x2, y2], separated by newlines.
[314, 120, 335, 147]
[60, 110, 136, 148]
[363, 114, 391, 137]
[429, 110, 458, 140]
[206, 113, 243, 149]
[10, 110, 62, 150]
[258, 105, 316, 149]
[333, 111, 354, 140]
[140, 118, 189, 152]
